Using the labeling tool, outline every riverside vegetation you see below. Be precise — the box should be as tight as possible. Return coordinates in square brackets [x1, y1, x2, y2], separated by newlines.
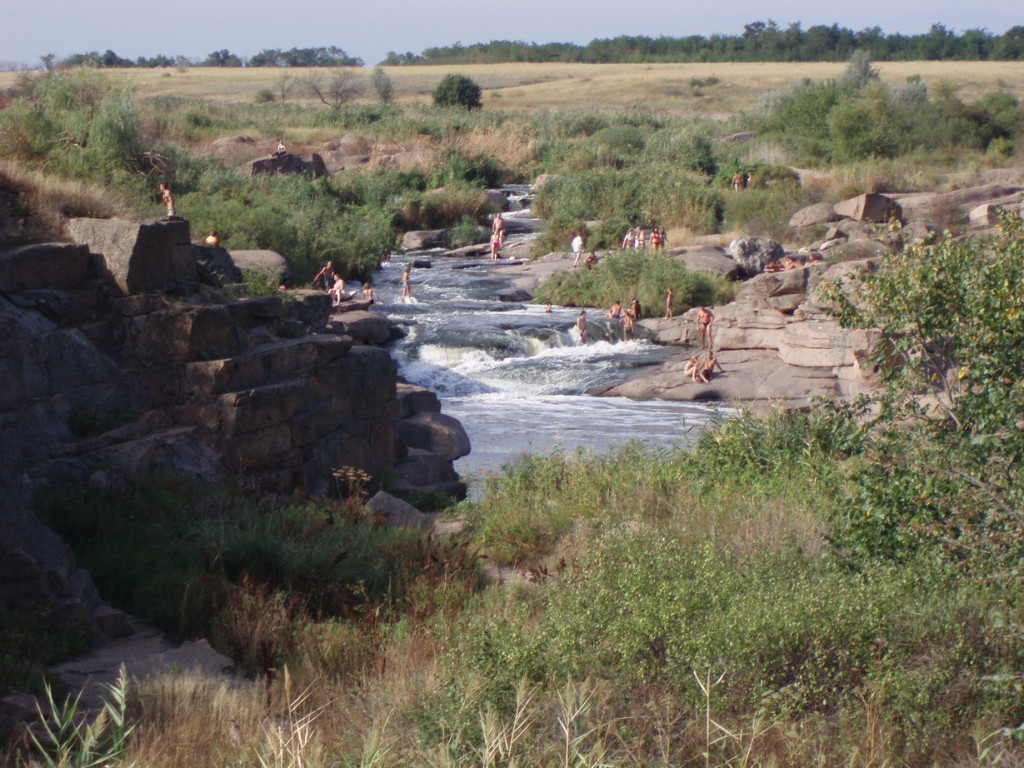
[1, 56, 1024, 766]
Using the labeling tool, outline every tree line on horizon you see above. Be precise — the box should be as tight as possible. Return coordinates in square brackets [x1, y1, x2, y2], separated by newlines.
[17, 21, 1024, 72]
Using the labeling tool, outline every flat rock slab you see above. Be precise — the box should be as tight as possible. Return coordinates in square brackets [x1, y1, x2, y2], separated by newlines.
[595, 348, 842, 408]
[49, 620, 233, 707]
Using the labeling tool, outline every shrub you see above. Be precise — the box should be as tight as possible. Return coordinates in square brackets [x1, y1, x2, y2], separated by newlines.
[254, 88, 275, 104]
[533, 250, 734, 318]
[433, 74, 482, 110]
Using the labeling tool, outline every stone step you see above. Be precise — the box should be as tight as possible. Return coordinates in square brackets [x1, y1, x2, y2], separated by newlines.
[184, 335, 352, 397]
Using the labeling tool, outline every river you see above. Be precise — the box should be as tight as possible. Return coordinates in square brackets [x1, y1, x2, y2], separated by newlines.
[368, 208, 725, 490]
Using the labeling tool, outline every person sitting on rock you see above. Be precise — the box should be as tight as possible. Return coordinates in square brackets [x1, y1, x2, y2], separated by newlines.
[764, 260, 783, 273]
[272, 139, 286, 158]
[781, 256, 802, 270]
[329, 277, 351, 305]
[697, 350, 724, 384]
[361, 282, 378, 303]
[684, 354, 701, 381]
[584, 251, 598, 269]
[607, 301, 623, 319]
[204, 230, 220, 246]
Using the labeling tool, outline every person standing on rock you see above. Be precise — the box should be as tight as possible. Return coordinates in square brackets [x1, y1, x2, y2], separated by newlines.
[696, 306, 715, 349]
[313, 261, 337, 291]
[158, 183, 176, 218]
[634, 227, 646, 250]
[576, 310, 588, 344]
[650, 226, 663, 250]
[732, 171, 744, 192]
[664, 287, 674, 319]
[571, 232, 585, 267]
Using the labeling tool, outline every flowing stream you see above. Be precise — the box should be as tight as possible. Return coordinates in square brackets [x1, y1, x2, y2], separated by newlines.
[369, 206, 725, 490]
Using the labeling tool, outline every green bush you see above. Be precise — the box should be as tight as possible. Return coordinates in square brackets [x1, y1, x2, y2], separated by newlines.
[432, 74, 483, 110]
[534, 250, 734, 316]
[531, 166, 723, 250]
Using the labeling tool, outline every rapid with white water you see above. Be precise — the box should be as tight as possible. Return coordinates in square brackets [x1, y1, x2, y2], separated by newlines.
[369, 211, 724, 487]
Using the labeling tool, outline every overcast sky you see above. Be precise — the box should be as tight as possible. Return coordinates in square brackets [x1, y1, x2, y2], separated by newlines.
[1, 0, 1020, 68]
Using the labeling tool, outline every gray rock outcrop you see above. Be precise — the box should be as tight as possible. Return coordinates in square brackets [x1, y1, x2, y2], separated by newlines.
[241, 153, 328, 178]
[728, 237, 785, 277]
[1, 215, 468, 642]
[597, 260, 884, 408]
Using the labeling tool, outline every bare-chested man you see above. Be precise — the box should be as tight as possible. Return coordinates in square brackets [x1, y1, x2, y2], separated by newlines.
[492, 214, 506, 245]
[696, 350, 724, 384]
[576, 310, 588, 344]
[696, 306, 714, 349]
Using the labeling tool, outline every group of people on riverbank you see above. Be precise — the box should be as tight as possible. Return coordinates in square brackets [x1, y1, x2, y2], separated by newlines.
[313, 260, 378, 306]
[622, 226, 665, 251]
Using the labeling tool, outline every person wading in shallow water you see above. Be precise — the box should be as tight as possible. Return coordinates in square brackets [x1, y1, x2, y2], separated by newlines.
[401, 265, 412, 300]
[576, 310, 588, 344]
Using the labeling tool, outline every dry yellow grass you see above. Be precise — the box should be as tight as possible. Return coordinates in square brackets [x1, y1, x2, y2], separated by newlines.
[3, 61, 1023, 116]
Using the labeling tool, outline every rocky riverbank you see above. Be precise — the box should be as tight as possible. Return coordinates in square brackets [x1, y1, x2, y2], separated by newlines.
[0, 216, 468, 644]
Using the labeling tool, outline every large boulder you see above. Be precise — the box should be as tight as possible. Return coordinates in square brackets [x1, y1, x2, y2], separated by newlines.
[401, 230, 448, 250]
[228, 249, 291, 284]
[68, 218, 194, 295]
[789, 202, 840, 228]
[241, 153, 327, 179]
[323, 134, 372, 155]
[0, 243, 92, 293]
[394, 412, 471, 461]
[192, 244, 243, 286]
[327, 310, 401, 345]
[667, 246, 741, 279]
[833, 193, 902, 223]
[365, 490, 431, 529]
[728, 237, 784, 277]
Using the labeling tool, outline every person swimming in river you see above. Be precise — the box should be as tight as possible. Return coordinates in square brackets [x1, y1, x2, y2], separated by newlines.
[696, 306, 714, 349]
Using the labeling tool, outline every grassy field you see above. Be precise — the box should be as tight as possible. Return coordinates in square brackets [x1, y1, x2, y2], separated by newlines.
[3, 61, 1024, 116]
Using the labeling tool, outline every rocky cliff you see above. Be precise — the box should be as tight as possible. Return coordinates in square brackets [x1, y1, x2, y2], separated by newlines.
[0, 216, 467, 638]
